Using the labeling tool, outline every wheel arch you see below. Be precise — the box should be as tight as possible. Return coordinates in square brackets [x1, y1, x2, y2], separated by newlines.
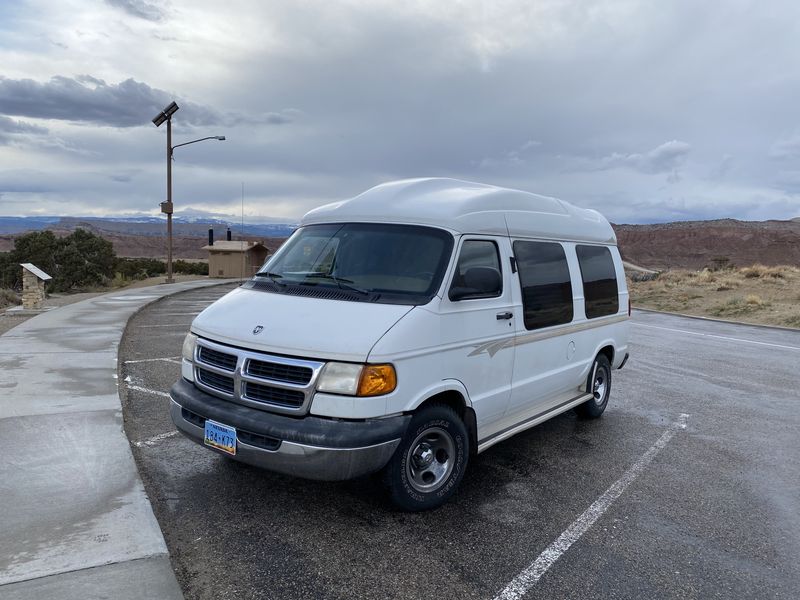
[409, 382, 478, 457]
[597, 344, 615, 365]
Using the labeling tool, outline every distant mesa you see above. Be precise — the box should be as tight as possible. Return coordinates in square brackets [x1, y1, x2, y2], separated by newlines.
[0, 215, 295, 260]
[2, 215, 800, 270]
[613, 218, 800, 270]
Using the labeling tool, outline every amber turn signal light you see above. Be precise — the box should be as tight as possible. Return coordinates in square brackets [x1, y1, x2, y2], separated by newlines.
[356, 364, 397, 396]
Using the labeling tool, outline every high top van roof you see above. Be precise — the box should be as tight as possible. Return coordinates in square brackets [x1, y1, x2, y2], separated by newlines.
[301, 178, 616, 245]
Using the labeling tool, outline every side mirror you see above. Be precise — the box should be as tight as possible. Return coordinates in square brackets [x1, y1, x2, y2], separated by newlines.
[449, 267, 502, 301]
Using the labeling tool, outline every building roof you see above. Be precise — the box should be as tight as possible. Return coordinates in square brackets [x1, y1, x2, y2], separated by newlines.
[301, 178, 616, 244]
[202, 241, 267, 253]
[20, 263, 52, 280]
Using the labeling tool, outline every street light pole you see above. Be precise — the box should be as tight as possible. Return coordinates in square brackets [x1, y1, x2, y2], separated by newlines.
[152, 101, 224, 284]
[166, 115, 174, 283]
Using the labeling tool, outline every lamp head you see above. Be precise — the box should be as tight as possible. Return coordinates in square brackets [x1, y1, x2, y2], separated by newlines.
[152, 101, 180, 127]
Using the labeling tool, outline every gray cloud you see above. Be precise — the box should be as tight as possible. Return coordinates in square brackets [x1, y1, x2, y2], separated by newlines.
[0, 116, 48, 145]
[599, 140, 692, 174]
[105, 0, 164, 22]
[109, 174, 133, 183]
[0, 116, 48, 135]
[477, 139, 542, 168]
[0, 75, 298, 129]
[1, 0, 800, 223]
[769, 134, 800, 161]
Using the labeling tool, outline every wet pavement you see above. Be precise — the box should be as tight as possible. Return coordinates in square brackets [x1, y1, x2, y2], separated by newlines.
[120, 284, 800, 600]
[0, 279, 228, 599]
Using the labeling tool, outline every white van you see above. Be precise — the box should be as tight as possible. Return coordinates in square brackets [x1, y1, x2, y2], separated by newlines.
[171, 178, 630, 510]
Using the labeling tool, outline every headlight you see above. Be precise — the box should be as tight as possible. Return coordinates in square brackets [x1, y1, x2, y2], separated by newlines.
[317, 362, 397, 396]
[181, 332, 197, 361]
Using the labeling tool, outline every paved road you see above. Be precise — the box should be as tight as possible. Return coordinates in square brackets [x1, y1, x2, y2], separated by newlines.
[119, 285, 800, 600]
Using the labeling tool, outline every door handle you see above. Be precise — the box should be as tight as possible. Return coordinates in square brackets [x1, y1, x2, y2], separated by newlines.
[496, 311, 513, 320]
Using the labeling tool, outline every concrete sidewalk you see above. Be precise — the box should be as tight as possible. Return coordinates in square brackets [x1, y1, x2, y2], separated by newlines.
[0, 280, 232, 599]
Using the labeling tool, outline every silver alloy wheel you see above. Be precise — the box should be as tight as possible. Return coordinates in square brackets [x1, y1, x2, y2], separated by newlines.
[593, 367, 607, 404]
[405, 427, 455, 493]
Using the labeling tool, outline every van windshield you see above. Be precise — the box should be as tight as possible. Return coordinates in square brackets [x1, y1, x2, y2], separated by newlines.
[253, 223, 454, 305]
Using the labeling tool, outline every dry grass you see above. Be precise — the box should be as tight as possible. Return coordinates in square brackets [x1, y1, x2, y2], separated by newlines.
[628, 265, 800, 329]
[0, 288, 20, 310]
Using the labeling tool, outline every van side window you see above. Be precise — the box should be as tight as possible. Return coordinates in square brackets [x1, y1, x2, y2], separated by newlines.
[576, 245, 619, 318]
[513, 241, 573, 329]
[448, 240, 502, 301]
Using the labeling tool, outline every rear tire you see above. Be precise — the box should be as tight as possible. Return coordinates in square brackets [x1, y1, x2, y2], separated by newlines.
[575, 354, 611, 419]
[384, 404, 468, 511]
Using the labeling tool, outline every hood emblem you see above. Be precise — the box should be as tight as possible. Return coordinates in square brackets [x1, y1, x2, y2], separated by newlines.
[252, 325, 264, 335]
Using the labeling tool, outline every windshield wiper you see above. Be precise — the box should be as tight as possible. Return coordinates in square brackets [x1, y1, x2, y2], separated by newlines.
[254, 271, 285, 285]
[302, 272, 371, 296]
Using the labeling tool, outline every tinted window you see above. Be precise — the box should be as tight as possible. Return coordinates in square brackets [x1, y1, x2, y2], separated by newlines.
[576, 245, 619, 318]
[513, 241, 573, 330]
[448, 240, 502, 300]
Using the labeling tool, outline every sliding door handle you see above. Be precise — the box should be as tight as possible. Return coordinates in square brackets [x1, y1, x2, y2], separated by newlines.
[496, 311, 513, 320]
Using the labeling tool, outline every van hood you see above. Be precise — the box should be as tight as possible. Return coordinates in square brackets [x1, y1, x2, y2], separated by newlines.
[190, 287, 414, 362]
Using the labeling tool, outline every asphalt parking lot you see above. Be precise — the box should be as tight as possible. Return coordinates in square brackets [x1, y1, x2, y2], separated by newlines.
[119, 284, 800, 600]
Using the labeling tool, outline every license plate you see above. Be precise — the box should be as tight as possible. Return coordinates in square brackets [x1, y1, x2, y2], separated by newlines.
[204, 419, 237, 456]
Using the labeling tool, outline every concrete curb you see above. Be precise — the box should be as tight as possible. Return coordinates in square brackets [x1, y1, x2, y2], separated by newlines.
[0, 279, 235, 598]
[633, 307, 800, 333]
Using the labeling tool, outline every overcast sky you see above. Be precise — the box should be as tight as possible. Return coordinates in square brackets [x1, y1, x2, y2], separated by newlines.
[1, 0, 799, 223]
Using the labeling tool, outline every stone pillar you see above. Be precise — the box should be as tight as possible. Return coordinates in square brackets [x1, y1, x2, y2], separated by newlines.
[21, 269, 46, 310]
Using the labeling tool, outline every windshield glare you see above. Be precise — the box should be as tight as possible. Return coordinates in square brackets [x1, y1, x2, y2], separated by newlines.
[258, 223, 454, 304]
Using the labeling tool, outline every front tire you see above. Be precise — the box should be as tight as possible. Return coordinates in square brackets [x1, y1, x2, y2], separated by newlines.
[575, 354, 611, 419]
[384, 404, 469, 511]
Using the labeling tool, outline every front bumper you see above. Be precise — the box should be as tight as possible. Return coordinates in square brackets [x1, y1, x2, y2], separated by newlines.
[169, 378, 409, 481]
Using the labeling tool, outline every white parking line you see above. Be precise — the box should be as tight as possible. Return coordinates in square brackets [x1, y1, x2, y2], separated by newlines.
[633, 323, 800, 351]
[126, 384, 171, 398]
[124, 357, 182, 364]
[492, 414, 690, 600]
[134, 430, 179, 447]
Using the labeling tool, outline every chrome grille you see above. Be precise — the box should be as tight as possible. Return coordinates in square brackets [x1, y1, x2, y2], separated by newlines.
[198, 346, 237, 371]
[245, 359, 312, 384]
[193, 337, 325, 416]
[196, 367, 235, 394]
[243, 382, 305, 407]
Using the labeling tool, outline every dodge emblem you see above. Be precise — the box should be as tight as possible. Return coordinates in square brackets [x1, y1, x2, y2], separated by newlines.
[252, 325, 264, 335]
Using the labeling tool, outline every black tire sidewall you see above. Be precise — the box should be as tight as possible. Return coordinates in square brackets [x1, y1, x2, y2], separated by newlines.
[576, 354, 612, 419]
[592, 356, 612, 409]
[388, 405, 468, 511]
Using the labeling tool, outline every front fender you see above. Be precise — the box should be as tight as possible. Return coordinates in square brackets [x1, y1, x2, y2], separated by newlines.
[400, 379, 473, 412]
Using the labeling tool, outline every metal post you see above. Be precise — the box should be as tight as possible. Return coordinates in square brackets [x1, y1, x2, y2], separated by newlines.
[166, 117, 174, 283]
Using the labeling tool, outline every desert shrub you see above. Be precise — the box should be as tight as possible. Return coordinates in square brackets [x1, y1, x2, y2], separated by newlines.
[709, 256, 734, 271]
[696, 269, 717, 284]
[0, 231, 59, 289]
[656, 270, 687, 284]
[630, 271, 660, 282]
[115, 257, 166, 280]
[742, 267, 761, 278]
[0, 288, 20, 308]
[2, 229, 116, 292]
[745, 294, 764, 306]
[763, 267, 786, 278]
[741, 264, 791, 279]
[53, 229, 116, 290]
[174, 260, 209, 275]
[0, 253, 11, 289]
